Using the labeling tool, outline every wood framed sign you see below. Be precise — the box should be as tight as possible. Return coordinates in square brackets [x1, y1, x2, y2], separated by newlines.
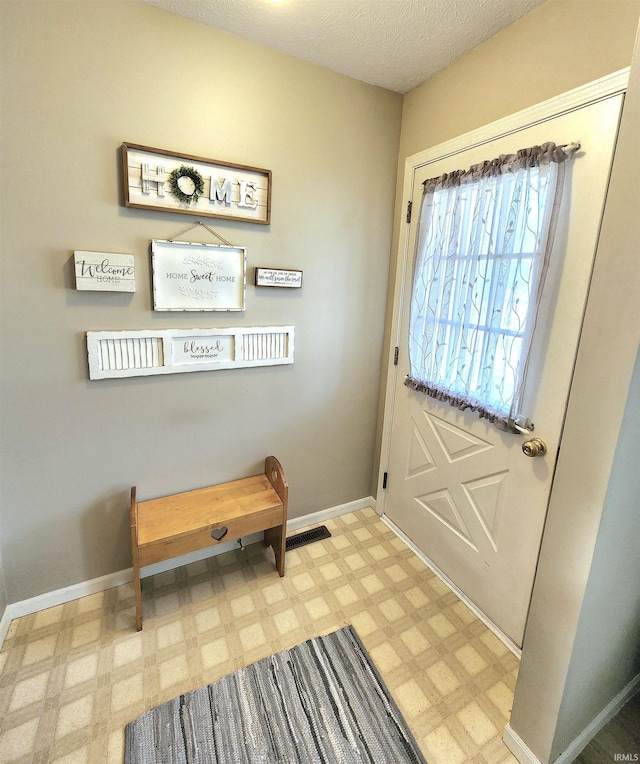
[122, 143, 271, 224]
[86, 326, 295, 379]
[152, 239, 246, 312]
[74, 251, 135, 292]
[255, 267, 303, 288]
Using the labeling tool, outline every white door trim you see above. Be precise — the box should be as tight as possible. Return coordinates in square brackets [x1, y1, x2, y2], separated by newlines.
[376, 67, 629, 515]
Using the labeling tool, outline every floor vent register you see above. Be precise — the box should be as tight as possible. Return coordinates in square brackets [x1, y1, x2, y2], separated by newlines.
[286, 525, 332, 551]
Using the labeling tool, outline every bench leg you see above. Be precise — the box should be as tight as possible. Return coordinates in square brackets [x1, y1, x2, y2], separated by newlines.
[130, 487, 143, 631]
[264, 523, 286, 577]
[132, 557, 143, 631]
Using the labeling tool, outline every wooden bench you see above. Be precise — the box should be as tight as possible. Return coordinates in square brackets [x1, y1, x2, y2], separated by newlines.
[130, 456, 288, 630]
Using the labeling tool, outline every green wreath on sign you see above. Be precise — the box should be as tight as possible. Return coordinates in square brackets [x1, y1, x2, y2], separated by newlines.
[168, 165, 205, 205]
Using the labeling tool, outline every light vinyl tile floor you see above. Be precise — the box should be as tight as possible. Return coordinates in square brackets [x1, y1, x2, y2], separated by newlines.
[0, 508, 520, 763]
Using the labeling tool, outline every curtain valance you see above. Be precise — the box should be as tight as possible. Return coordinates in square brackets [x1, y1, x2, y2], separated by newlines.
[422, 142, 579, 193]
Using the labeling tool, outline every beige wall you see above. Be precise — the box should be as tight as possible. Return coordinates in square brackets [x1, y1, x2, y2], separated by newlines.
[0, 0, 402, 603]
[0, 548, 6, 618]
[400, 0, 640, 158]
[380, 1, 640, 760]
[374, 0, 640, 490]
[510, 25, 640, 761]
[2, 11, 640, 762]
[552, 349, 640, 757]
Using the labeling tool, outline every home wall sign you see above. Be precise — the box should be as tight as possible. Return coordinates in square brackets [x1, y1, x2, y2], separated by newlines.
[74, 251, 135, 292]
[86, 326, 294, 379]
[255, 267, 303, 289]
[152, 239, 246, 312]
[122, 143, 271, 224]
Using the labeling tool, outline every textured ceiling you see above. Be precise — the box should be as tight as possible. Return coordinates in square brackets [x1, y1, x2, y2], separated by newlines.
[139, 0, 547, 93]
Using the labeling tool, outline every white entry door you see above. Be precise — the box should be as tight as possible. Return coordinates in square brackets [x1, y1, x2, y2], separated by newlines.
[382, 91, 623, 648]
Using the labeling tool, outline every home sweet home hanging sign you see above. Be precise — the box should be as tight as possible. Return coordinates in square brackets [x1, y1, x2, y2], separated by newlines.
[151, 239, 246, 312]
[122, 143, 271, 224]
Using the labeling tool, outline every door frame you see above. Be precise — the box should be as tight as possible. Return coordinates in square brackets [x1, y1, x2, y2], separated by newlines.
[376, 67, 629, 517]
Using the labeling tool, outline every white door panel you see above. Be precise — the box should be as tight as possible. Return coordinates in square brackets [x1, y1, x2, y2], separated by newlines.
[384, 94, 623, 647]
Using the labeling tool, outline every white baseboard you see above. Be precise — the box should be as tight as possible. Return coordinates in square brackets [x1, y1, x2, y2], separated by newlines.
[0, 496, 373, 648]
[503, 672, 640, 764]
[287, 496, 374, 532]
[6, 567, 135, 622]
[0, 605, 12, 647]
[552, 671, 640, 764]
[381, 513, 522, 658]
[503, 724, 542, 764]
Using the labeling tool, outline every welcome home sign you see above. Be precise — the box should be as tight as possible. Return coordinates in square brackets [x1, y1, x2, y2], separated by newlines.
[122, 143, 271, 224]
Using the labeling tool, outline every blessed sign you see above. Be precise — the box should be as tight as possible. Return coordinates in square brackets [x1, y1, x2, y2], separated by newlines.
[74, 251, 136, 292]
[172, 335, 234, 365]
[122, 143, 271, 224]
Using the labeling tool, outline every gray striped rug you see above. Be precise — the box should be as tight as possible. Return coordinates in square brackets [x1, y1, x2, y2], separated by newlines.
[124, 625, 427, 763]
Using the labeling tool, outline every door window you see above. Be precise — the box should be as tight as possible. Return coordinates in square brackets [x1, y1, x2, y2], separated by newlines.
[406, 142, 576, 432]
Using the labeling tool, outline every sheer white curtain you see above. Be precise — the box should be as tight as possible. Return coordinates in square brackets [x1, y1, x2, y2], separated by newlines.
[405, 142, 577, 433]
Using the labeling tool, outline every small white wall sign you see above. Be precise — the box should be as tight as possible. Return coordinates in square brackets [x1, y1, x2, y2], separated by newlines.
[122, 143, 271, 225]
[255, 268, 303, 288]
[152, 239, 246, 311]
[74, 251, 136, 292]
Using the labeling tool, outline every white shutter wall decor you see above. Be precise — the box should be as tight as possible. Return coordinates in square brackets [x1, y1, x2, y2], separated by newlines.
[86, 326, 294, 380]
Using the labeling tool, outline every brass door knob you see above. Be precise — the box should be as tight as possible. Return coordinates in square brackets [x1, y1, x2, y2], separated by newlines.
[522, 437, 547, 457]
